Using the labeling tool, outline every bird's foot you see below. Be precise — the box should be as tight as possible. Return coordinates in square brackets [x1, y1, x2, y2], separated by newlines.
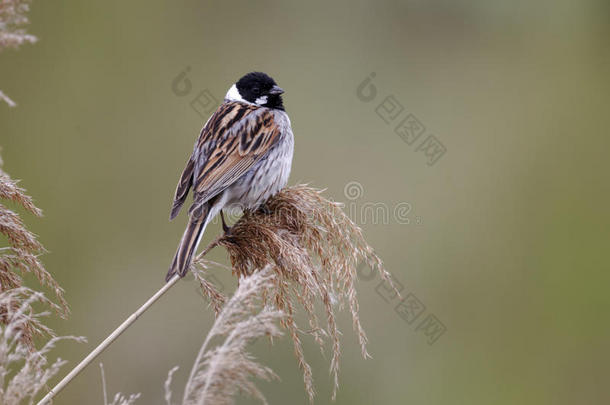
[220, 210, 231, 234]
[257, 203, 272, 215]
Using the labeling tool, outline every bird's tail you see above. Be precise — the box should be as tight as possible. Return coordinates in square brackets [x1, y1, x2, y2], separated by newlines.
[166, 207, 209, 282]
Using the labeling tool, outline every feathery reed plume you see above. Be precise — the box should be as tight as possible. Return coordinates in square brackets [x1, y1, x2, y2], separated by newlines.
[99, 363, 141, 405]
[0, 0, 38, 106]
[163, 366, 180, 405]
[0, 154, 81, 405]
[179, 267, 284, 405]
[0, 288, 83, 405]
[191, 260, 227, 316]
[199, 184, 398, 402]
[0, 155, 69, 347]
[0, 0, 37, 49]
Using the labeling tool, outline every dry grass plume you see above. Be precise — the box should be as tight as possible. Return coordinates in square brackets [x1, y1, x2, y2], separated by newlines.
[194, 184, 398, 402]
[0, 0, 38, 106]
[0, 288, 83, 404]
[0, 154, 82, 405]
[0, 155, 68, 347]
[171, 267, 283, 405]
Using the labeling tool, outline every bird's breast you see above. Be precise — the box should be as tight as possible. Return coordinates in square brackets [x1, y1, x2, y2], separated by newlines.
[224, 112, 294, 211]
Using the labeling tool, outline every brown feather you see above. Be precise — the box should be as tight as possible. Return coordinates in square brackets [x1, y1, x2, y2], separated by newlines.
[170, 157, 195, 220]
[169, 101, 282, 220]
[166, 205, 209, 281]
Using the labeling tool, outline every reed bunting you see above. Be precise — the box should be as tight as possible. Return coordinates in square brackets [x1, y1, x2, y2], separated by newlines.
[166, 72, 294, 281]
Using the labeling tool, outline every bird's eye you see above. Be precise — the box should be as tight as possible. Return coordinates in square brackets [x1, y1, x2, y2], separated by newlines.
[252, 87, 260, 94]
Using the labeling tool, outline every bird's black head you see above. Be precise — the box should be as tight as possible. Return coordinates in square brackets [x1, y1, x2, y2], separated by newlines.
[226, 72, 285, 110]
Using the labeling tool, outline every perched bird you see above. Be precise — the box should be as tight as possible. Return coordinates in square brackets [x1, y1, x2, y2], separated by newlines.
[166, 72, 294, 281]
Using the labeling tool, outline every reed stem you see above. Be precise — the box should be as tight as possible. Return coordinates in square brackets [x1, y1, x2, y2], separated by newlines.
[36, 274, 181, 405]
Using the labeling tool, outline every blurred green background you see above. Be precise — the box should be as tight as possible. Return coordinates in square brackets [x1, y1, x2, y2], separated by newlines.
[1, 0, 609, 404]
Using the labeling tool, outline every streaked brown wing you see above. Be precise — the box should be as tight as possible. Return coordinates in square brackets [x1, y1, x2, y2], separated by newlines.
[193, 102, 281, 201]
[170, 102, 281, 219]
[170, 157, 194, 220]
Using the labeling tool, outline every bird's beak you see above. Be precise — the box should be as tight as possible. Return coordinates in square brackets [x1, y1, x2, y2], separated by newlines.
[269, 85, 284, 95]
